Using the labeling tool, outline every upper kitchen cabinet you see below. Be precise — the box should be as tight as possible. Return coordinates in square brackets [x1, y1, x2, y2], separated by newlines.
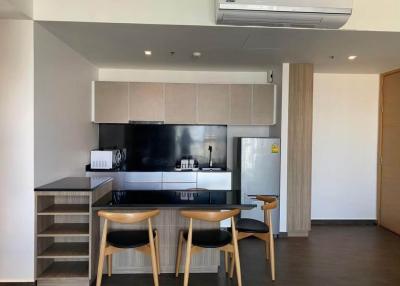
[197, 84, 230, 124]
[93, 81, 129, 123]
[165, 83, 197, 124]
[252, 84, 276, 125]
[229, 84, 252, 125]
[129, 82, 164, 122]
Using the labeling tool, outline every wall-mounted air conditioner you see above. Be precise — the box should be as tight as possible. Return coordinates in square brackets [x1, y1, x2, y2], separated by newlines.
[216, 0, 353, 29]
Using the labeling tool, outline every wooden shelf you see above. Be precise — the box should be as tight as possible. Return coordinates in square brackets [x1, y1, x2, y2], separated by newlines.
[38, 204, 89, 215]
[38, 243, 89, 259]
[38, 223, 89, 237]
[37, 261, 88, 280]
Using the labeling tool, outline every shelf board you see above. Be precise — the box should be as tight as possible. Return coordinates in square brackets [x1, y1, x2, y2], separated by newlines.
[38, 223, 89, 237]
[38, 204, 89, 215]
[38, 243, 89, 259]
[37, 261, 88, 280]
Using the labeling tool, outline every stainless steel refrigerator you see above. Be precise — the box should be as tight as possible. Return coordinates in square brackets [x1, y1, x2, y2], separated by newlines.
[238, 137, 280, 235]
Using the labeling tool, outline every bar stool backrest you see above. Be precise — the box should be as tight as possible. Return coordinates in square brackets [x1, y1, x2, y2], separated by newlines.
[180, 209, 240, 222]
[98, 209, 160, 224]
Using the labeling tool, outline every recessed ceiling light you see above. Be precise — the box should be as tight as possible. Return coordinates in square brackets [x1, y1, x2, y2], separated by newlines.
[348, 55, 357, 60]
[192, 51, 202, 58]
[144, 50, 152, 56]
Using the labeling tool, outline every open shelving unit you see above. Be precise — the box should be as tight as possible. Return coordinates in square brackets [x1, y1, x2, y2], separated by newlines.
[35, 192, 95, 286]
[35, 181, 112, 286]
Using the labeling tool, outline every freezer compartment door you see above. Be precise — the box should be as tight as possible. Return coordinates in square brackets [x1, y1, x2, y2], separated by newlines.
[240, 194, 280, 235]
[240, 138, 280, 196]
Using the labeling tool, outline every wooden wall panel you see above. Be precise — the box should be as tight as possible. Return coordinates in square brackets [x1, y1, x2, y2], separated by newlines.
[379, 69, 400, 235]
[287, 64, 313, 237]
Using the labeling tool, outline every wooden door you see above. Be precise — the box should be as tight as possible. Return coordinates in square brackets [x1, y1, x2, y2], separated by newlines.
[379, 69, 400, 235]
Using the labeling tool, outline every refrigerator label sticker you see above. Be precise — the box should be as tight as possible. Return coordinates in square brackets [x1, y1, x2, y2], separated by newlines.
[271, 144, 280, 153]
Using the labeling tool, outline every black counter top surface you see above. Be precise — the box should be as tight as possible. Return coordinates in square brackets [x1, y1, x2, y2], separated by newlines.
[35, 177, 113, 192]
[92, 191, 255, 210]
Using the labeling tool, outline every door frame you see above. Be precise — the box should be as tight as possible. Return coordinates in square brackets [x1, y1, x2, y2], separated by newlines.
[377, 68, 400, 225]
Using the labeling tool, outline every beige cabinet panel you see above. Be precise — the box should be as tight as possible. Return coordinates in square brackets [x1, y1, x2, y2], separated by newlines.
[165, 83, 197, 124]
[129, 82, 164, 122]
[197, 84, 229, 124]
[94, 81, 129, 123]
[252, 84, 276, 125]
[229, 85, 252, 125]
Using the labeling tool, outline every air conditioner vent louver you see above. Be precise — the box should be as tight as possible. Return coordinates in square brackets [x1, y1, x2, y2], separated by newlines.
[216, 0, 353, 29]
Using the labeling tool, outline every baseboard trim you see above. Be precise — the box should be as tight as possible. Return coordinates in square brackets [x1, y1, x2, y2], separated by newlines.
[312, 220, 377, 226]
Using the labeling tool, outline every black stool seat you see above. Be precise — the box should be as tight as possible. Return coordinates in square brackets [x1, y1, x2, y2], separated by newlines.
[107, 230, 156, 248]
[236, 218, 269, 233]
[183, 229, 232, 248]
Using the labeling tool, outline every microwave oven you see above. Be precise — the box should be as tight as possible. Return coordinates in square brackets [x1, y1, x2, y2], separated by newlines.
[90, 150, 122, 169]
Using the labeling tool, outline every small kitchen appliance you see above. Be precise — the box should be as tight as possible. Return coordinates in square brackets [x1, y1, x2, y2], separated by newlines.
[90, 149, 122, 169]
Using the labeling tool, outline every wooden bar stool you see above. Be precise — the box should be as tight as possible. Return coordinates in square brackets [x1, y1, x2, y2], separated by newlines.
[175, 209, 242, 286]
[235, 195, 278, 281]
[96, 209, 161, 286]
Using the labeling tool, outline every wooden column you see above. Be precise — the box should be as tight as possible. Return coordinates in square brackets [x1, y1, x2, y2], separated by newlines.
[287, 64, 314, 237]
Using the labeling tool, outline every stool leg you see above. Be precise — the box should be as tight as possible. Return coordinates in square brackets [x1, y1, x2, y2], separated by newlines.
[148, 219, 159, 286]
[183, 220, 193, 286]
[229, 252, 235, 278]
[107, 254, 112, 277]
[232, 226, 242, 286]
[269, 232, 276, 281]
[224, 251, 228, 273]
[96, 219, 108, 286]
[175, 230, 183, 277]
[265, 234, 270, 260]
[155, 231, 161, 275]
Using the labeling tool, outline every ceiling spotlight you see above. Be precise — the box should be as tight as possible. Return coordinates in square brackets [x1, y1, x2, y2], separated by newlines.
[192, 51, 202, 58]
[144, 50, 152, 56]
[348, 55, 357, 60]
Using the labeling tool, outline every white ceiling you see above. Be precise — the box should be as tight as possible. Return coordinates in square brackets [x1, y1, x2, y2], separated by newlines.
[40, 21, 400, 73]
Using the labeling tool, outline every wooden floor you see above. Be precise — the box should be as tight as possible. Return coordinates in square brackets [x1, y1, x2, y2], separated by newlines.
[45, 226, 400, 286]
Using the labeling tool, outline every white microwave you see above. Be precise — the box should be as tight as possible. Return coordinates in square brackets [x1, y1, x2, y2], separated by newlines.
[90, 150, 121, 169]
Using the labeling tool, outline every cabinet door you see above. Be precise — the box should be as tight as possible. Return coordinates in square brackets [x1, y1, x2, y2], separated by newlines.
[197, 84, 229, 124]
[129, 82, 164, 122]
[230, 84, 252, 125]
[165, 83, 197, 124]
[94, 81, 129, 123]
[252, 84, 276, 125]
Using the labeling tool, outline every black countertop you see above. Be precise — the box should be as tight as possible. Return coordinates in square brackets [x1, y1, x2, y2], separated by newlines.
[92, 190, 255, 210]
[35, 177, 113, 192]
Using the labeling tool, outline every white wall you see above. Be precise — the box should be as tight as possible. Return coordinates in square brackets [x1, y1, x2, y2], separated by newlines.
[0, 19, 34, 282]
[312, 73, 379, 220]
[33, 0, 400, 32]
[34, 23, 98, 186]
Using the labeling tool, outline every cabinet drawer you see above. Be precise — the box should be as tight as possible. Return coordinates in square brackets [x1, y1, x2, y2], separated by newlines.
[124, 172, 162, 183]
[124, 182, 162, 190]
[162, 182, 197, 190]
[162, 172, 197, 183]
[197, 173, 232, 190]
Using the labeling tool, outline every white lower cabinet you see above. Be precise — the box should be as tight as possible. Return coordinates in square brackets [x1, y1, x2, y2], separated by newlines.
[124, 172, 163, 190]
[197, 172, 232, 190]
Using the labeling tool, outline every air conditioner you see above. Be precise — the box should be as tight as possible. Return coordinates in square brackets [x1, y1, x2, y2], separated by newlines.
[216, 0, 353, 29]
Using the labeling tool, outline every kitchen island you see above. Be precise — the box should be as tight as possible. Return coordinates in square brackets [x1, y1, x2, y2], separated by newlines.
[35, 177, 254, 285]
[93, 189, 254, 275]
